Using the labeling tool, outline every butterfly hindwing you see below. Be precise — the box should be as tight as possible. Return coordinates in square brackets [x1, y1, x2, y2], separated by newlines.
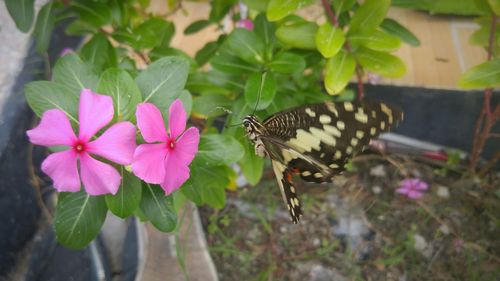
[271, 160, 302, 224]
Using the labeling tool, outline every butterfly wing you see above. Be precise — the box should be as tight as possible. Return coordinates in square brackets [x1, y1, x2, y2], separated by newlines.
[271, 160, 302, 224]
[262, 101, 403, 182]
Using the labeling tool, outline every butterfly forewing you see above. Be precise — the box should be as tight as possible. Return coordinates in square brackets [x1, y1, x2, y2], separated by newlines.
[244, 100, 403, 223]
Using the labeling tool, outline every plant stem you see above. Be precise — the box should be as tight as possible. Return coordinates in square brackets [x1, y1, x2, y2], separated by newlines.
[469, 13, 498, 172]
[321, 0, 365, 100]
[321, 0, 338, 26]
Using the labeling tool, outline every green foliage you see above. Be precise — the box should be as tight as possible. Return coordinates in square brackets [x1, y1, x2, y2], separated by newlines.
[459, 59, 500, 88]
[325, 50, 356, 95]
[5, 0, 35, 33]
[105, 168, 142, 218]
[54, 191, 108, 249]
[392, 0, 486, 15]
[97, 68, 142, 122]
[140, 184, 177, 232]
[245, 72, 277, 110]
[316, 23, 345, 58]
[33, 2, 55, 53]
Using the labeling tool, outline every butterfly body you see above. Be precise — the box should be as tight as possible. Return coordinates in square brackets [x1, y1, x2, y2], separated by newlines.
[243, 101, 403, 224]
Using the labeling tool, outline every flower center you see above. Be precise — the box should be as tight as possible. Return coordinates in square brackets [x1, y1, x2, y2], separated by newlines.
[73, 140, 87, 153]
[167, 138, 175, 150]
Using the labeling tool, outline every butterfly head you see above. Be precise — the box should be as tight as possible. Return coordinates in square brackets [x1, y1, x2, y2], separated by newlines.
[242, 115, 263, 142]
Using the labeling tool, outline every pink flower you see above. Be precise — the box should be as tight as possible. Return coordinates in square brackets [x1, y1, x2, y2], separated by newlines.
[236, 19, 254, 31]
[132, 100, 199, 195]
[27, 89, 136, 195]
[396, 178, 429, 199]
[59, 48, 73, 57]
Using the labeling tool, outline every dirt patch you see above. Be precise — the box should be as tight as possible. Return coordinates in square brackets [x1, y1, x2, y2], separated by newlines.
[199, 152, 500, 281]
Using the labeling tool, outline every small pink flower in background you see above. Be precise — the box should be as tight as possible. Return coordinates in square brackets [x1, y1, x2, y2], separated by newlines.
[396, 178, 429, 199]
[367, 72, 381, 85]
[59, 48, 73, 57]
[236, 19, 254, 31]
[27, 89, 136, 195]
[132, 100, 199, 195]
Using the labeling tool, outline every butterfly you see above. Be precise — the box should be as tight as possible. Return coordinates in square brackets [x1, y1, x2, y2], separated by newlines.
[242, 101, 403, 223]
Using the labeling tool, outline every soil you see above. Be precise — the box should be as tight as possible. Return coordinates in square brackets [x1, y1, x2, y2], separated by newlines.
[199, 151, 500, 281]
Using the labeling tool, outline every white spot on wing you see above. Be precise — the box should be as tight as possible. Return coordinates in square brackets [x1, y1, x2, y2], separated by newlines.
[287, 129, 321, 153]
[305, 107, 316, 117]
[324, 125, 341, 137]
[344, 102, 354, 111]
[319, 115, 331, 124]
[336, 121, 345, 130]
[355, 108, 368, 123]
[310, 127, 336, 146]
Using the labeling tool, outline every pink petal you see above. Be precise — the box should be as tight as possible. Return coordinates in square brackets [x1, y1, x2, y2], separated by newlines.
[27, 109, 76, 147]
[78, 89, 114, 142]
[396, 187, 410, 195]
[415, 181, 429, 190]
[131, 144, 167, 184]
[136, 103, 168, 143]
[87, 121, 136, 165]
[407, 190, 424, 199]
[168, 99, 186, 140]
[161, 155, 190, 195]
[80, 153, 121, 195]
[174, 127, 200, 166]
[41, 150, 80, 192]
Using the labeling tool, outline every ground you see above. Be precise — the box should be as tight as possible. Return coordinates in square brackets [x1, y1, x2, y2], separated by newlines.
[200, 152, 500, 281]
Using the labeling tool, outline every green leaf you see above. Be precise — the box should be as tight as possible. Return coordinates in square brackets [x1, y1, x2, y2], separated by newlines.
[210, 50, 259, 74]
[227, 28, 266, 64]
[380, 18, 420, 47]
[210, 0, 237, 22]
[356, 47, 406, 78]
[192, 93, 232, 118]
[54, 191, 108, 249]
[134, 18, 175, 49]
[238, 134, 264, 185]
[65, 20, 97, 36]
[348, 29, 401, 52]
[5, 0, 35, 33]
[458, 59, 500, 89]
[489, 0, 500, 15]
[33, 2, 55, 53]
[315, 22, 345, 58]
[245, 72, 277, 110]
[190, 159, 228, 209]
[178, 90, 193, 116]
[184, 19, 211, 34]
[136, 56, 189, 111]
[243, 0, 269, 11]
[267, 0, 314, 21]
[254, 13, 276, 48]
[71, 1, 112, 28]
[332, 0, 357, 14]
[276, 21, 318, 50]
[81, 33, 117, 71]
[180, 179, 203, 205]
[97, 68, 142, 122]
[268, 52, 306, 73]
[348, 0, 390, 35]
[195, 41, 219, 66]
[140, 184, 177, 232]
[52, 54, 99, 95]
[324, 50, 356, 95]
[25, 81, 79, 123]
[197, 134, 244, 165]
[105, 168, 142, 218]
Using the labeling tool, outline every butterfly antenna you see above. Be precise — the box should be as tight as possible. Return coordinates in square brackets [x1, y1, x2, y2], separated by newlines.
[251, 71, 267, 116]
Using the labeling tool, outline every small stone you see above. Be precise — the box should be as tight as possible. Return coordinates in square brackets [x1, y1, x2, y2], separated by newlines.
[372, 185, 382, 194]
[313, 238, 320, 246]
[437, 186, 450, 198]
[378, 215, 385, 221]
[413, 234, 427, 252]
[439, 224, 450, 235]
[370, 164, 386, 177]
[280, 226, 287, 233]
